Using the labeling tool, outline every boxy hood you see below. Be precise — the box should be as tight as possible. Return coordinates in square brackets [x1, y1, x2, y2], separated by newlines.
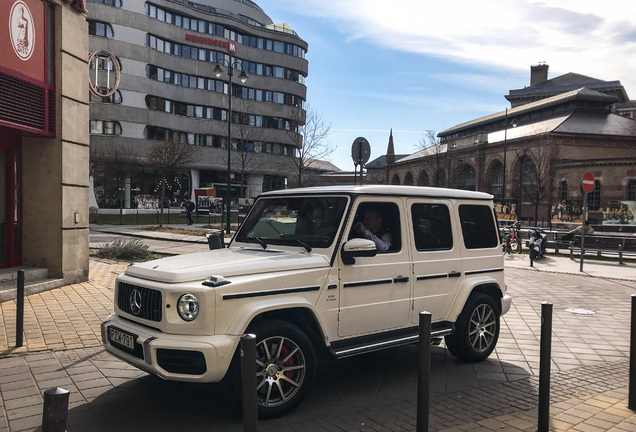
[124, 247, 330, 283]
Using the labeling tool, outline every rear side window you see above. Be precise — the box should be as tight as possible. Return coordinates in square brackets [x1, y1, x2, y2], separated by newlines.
[458, 204, 498, 249]
[411, 203, 453, 251]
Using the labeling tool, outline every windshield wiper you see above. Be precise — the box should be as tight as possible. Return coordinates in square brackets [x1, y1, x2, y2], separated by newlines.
[248, 236, 267, 249]
[281, 235, 312, 253]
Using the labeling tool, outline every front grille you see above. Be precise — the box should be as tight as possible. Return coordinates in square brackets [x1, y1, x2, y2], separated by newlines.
[117, 283, 162, 322]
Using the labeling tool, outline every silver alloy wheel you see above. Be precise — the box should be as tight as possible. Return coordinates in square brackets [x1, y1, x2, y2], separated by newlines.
[255, 335, 307, 408]
[468, 303, 497, 353]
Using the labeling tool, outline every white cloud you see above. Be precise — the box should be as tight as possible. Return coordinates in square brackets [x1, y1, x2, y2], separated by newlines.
[273, 0, 636, 96]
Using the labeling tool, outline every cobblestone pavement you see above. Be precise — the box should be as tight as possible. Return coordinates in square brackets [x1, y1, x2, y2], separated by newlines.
[0, 255, 635, 431]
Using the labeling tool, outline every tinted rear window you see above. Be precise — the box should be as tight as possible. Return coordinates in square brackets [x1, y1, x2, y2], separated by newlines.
[458, 204, 498, 249]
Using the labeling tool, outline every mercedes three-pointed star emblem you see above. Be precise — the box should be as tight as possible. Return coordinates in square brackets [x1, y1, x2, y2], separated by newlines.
[130, 289, 142, 315]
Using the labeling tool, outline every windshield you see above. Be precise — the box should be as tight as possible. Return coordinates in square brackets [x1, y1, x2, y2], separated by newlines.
[235, 196, 348, 249]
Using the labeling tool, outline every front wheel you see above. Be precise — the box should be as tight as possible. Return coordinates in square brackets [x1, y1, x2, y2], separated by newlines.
[224, 320, 317, 419]
[445, 294, 500, 362]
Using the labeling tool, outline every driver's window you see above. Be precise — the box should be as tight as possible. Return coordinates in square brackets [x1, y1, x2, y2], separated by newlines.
[348, 202, 401, 252]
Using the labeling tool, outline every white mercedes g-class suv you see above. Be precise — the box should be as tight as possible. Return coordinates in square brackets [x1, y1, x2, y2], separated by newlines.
[102, 185, 511, 417]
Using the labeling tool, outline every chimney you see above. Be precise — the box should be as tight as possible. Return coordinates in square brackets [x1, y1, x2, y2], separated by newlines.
[530, 63, 549, 86]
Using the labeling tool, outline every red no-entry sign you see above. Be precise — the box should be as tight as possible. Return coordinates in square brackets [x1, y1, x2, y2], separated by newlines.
[581, 171, 595, 193]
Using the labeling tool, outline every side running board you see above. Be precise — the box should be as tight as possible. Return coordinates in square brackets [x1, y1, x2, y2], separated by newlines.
[331, 323, 454, 359]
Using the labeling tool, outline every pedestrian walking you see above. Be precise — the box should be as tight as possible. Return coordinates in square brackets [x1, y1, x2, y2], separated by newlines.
[186, 198, 195, 225]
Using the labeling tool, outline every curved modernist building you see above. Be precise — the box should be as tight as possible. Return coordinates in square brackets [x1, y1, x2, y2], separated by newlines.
[87, 0, 308, 209]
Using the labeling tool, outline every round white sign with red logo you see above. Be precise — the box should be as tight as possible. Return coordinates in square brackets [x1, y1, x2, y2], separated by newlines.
[9, 1, 35, 61]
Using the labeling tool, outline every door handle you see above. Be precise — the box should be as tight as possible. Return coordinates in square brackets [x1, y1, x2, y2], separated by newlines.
[449, 271, 462, 278]
[393, 276, 410, 283]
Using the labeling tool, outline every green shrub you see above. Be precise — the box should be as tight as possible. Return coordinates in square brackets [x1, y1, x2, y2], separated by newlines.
[96, 238, 150, 261]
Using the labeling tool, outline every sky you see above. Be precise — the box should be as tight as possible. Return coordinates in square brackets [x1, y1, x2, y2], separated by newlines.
[256, 0, 636, 172]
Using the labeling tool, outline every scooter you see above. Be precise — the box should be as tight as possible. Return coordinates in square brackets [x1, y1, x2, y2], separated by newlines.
[528, 227, 548, 267]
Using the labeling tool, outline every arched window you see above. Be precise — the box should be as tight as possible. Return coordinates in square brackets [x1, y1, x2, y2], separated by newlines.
[458, 165, 476, 191]
[560, 181, 568, 201]
[588, 181, 601, 211]
[490, 162, 503, 199]
[417, 170, 429, 186]
[391, 174, 401, 185]
[519, 157, 538, 203]
[404, 172, 414, 185]
[628, 180, 636, 201]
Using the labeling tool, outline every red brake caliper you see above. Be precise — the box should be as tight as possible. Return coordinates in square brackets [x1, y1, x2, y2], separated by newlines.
[281, 344, 295, 379]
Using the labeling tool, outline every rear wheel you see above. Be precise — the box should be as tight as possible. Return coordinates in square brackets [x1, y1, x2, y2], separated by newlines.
[445, 294, 500, 362]
[510, 237, 521, 253]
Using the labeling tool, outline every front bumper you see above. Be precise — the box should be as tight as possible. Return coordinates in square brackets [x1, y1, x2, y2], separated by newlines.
[101, 313, 239, 383]
[501, 294, 512, 316]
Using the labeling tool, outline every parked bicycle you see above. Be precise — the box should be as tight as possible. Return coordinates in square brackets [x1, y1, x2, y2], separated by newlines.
[501, 221, 522, 254]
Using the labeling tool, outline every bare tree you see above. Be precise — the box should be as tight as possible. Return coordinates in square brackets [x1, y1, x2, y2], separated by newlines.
[231, 99, 268, 198]
[518, 136, 558, 224]
[287, 103, 334, 188]
[146, 140, 197, 227]
[417, 130, 439, 150]
[416, 131, 449, 187]
[90, 143, 140, 222]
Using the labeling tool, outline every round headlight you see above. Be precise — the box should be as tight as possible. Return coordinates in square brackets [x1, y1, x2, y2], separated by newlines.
[177, 293, 199, 321]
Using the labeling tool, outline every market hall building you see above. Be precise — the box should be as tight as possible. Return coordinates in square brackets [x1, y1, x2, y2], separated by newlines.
[385, 65, 636, 226]
[1, 0, 89, 283]
[87, 0, 308, 210]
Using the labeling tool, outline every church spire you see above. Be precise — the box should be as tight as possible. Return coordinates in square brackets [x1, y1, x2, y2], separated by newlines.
[386, 129, 395, 165]
[385, 129, 395, 184]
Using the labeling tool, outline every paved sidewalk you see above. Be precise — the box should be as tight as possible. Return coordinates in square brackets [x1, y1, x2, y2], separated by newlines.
[0, 227, 634, 431]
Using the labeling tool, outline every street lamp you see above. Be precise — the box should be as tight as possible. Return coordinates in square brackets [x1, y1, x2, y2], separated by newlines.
[502, 108, 517, 204]
[514, 148, 524, 219]
[214, 57, 248, 235]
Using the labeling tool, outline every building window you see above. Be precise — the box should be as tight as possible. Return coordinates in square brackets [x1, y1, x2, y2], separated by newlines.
[519, 158, 537, 203]
[588, 181, 601, 211]
[90, 120, 122, 135]
[560, 181, 568, 201]
[90, 90, 122, 104]
[458, 165, 476, 191]
[404, 172, 414, 185]
[417, 170, 429, 186]
[144, 34, 305, 84]
[88, 20, 114, 38]
[143, 2, 306, 59]
[434, 169, 446, 188]
[628, 180, 636, 201]
[490, 163, 503, 199]
[88, 0, 122, 6]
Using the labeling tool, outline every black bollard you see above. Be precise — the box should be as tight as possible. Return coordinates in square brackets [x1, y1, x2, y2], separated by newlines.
[538, 302, 553, 432]
[629, 295, 636, 410]
[417, 311, 431, 432]
[42, 387, 70, 432]
[16, 270, 24, 348]
[240, 333, 258, 432]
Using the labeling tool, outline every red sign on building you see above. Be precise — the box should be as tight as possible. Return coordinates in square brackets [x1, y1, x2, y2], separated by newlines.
[1, 0, 45, 82]
[185, 34, 237, 53]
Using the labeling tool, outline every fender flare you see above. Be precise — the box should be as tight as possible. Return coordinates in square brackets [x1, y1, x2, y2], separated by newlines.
[446, 275, 504, 322]
[225, 296, 328, 343]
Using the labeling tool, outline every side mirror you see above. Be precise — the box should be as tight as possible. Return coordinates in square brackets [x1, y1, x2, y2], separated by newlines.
[341, 238, 377, 265]
[206, 231, 225, 249]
